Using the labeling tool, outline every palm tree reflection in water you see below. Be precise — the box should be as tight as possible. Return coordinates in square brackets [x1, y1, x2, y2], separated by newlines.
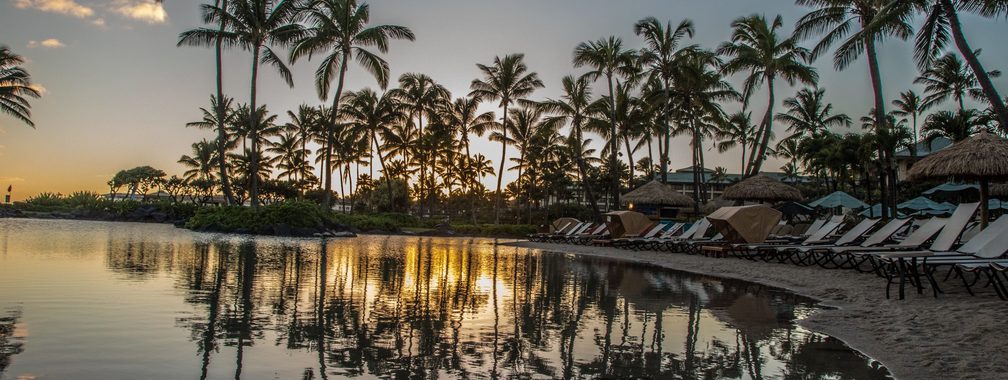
[161, 236, 889, 379]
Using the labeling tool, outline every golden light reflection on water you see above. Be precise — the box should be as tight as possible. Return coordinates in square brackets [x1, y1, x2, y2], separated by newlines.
[0, 219, 890, 379]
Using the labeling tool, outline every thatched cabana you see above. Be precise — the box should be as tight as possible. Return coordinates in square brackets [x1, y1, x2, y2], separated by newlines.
[908, 132, 1008, 229]
[623, 180, 692, 218]
[722, 174, 802, 203]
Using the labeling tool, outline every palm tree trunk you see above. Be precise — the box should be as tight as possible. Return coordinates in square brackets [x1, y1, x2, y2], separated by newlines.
[574, 123, 602, 221]
[748, 78, 776, 176]
[941, 0, 1008, 131]
[606, 75, 620, 208]
[372, 130, 395, 209]
[646, 136, 654, 179]
[214, 0, 235, 206]
[865, 36, 894, 217]
[623, 136, 635, 185]
[661, 77, 673, 184]
[248, 45, 261, 208]
[324, 53, 351, 209]
[494, 102, 509, 225]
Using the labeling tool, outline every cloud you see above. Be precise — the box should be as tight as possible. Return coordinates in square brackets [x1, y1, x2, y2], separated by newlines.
[12, 0, 94, 18]
[27, 38, 65, 48]
[112, 0, 167, 24]
[0, 177, 26, 183]
[91, 18, 106, 27]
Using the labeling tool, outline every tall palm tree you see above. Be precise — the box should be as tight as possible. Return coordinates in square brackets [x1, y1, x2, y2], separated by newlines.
[794, 0, 912, 153]
[439, 95, 495, 222]
[177, 0, 238, 205]
[634, 17, 696, 183]
[873, 0, 1008, 130]
[574, 36, 638, 207]
[669, 49, 739, 207]
[341, 88, 402, 205]
[541, 75, 602, 219]
[290, 0, 415, 208]
[775, 87, 851, 140]
[470, 53, 544, 224]
[285, 105, 322, 177]
[719, 14, 818, 176]
[391, 73, 449, 214]
[179, 0, 302, 207]
[891, 89, 929, 153]
[914, 52, 996, 111]
[0, 46, 41, 127]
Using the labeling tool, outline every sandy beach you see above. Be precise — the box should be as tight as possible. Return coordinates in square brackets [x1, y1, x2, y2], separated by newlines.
[508, 240, 1008, 380]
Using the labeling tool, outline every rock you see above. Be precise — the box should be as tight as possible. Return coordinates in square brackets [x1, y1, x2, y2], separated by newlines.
[271, 224, 292, 236]
[330, 231, 357, 238]
[150, 212, 168, 223]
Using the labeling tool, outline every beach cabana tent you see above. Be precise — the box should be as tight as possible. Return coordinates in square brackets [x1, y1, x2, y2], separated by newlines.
[707, 205, 782, 244]
[909, 132, 1008, 228]
[622, 180, 692, 218]
[722, 174, 802, 203]
[603, 211, 652, 239]
[808, 191, 867, 209]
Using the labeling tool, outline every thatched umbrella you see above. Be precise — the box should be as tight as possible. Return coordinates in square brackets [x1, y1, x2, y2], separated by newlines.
[622, 180, 692, 206]
[722, 174, 802, 203]
[908, 132, 1008, 229]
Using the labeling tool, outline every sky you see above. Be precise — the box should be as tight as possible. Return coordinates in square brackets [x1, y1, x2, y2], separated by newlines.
[1, 0, 1006, 200]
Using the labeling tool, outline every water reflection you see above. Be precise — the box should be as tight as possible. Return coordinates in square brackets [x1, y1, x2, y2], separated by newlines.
[0, 309, 24, 375]
[0, 220, 889, 379]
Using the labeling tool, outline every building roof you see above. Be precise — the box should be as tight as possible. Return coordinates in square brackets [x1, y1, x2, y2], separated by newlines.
[895, 136, 952, 158]
[654, 169, 812, 185]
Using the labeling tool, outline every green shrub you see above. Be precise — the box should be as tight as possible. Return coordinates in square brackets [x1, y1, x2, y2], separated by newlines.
[66, 191, 103, 209]
[185, 199, 337, 233]
[330, 213, 404, 232]
[24, 192, 66, 208]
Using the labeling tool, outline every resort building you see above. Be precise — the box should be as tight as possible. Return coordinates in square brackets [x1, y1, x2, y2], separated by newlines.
[653, 166, 812, 199]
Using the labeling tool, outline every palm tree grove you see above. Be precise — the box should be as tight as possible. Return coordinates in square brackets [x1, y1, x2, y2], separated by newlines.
[6, 1, 1008, 379]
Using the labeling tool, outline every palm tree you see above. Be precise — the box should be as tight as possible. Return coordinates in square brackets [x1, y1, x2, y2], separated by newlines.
[541, 75, 602, 219]
[573, 36, 638, 207]
[669, 48, 739, 207]
[873, 0, 1008, 130]
[179, 0, 302, 207]
[794, 0, 912, 153]
[775, 87, 851, 140]
[634, 17, 696, 183]
[714, 111, 756, 171]
[391, 73, 449, 214]
[915, 52, 996, 112]
[892, 89, 929, 154]
[290, 0, 415, 208]
[285, 104, 322, 177]
[469, 53, 544, 224]
[719, 14, 818, 176]
[439, 95, 495, 222]
[920, 109, 987, 144]
[177, 0, 239, 205]
[0, 46, 42, 127]
[179, 139, 220, 182]
[341, 88, 402, 205]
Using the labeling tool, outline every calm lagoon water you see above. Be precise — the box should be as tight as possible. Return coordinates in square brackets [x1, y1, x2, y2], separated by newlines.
[0, 218, 889, 379]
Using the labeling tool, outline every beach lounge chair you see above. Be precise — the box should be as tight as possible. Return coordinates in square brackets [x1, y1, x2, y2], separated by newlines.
[656, 218, 712, 252]
[630, 222, 686, 251]
[795, 218, 914, 268]
[731, 219, 844, 261]
[610, 222, 676, 249]
[542, 222, 591, 243]
[569, 224, 609, 245]
[772, 218, 882, 265]
[876, 215, 1008, 299]
[528, 220, 579, 242]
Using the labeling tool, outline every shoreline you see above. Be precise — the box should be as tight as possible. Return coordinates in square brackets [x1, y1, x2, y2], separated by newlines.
[506, 240, 1008, 380]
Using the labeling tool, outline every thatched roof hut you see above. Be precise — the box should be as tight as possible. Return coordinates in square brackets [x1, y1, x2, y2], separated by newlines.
[908, 132, 1008, 228]
[722, 174, 802, 202]
[622, 180, 692, 206]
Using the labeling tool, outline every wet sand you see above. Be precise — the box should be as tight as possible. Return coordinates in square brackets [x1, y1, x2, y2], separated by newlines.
[507, 241, 1008, 380]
